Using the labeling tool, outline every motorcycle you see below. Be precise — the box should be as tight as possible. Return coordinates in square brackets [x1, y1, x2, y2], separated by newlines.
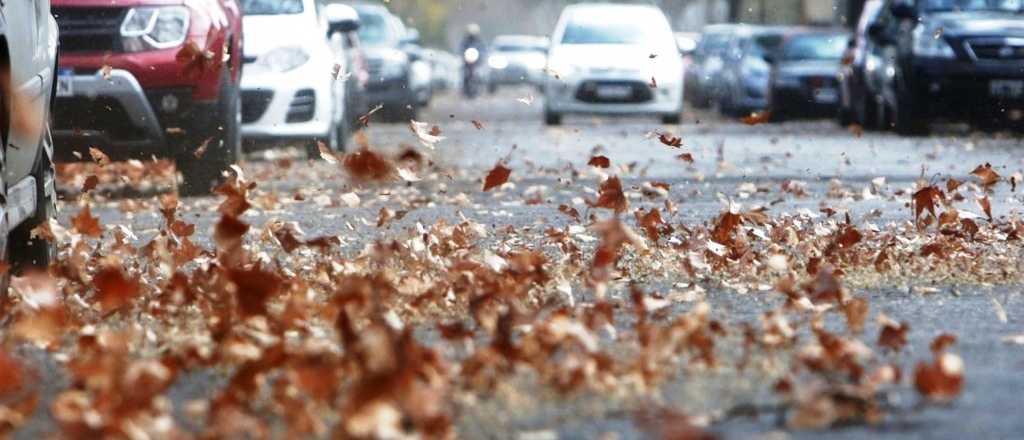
[463, 47, 483, 99]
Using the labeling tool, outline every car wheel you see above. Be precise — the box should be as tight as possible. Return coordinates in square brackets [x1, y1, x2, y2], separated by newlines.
[544, 109, 562, 126]
[177, 68, 241, 196]
[893, 90, 928, 136]
[8, 142, 57, 274]
[661, 113, 682, 125]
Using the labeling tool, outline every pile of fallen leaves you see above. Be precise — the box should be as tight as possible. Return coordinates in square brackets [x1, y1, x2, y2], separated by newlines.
[4, 130, 1018, 439]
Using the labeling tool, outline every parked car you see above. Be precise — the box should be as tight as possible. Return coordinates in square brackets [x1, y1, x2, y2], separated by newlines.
[543, 3, 684, 125]
[352, 3, 421, 121]
[675, 31, 701, 89]
[404, 28, 435, 108]
[716, 26, 787, 117]
[487, 35, 549, 92]
[686, 24, 741, 109]
[1, 0, 60, 287]
[423, 49, 461, 92]
[325, 3, 369, 129]
[837, 0, 888, 129]
[240, 0, 354, 158]
[51, 0, 244, 196]
[767, 29, 848, 120]
[871, 0, 1024, 134]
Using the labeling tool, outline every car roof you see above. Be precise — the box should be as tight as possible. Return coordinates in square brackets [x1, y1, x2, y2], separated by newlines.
[562, 3, 665, 19]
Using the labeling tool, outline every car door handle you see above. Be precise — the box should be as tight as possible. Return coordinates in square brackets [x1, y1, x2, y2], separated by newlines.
[16, 75, 45, 101]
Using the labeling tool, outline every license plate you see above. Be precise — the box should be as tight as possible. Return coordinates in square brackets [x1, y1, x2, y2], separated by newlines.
[813, 88, 838, 104]
[990, 80, 1024, 98]
[595, 85, 632, 99]
[56, 68, 74, 97]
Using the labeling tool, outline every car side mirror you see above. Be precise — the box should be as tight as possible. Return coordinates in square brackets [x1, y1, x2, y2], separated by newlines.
[891, 1, 916, 19]
[328, 19, 359, 36]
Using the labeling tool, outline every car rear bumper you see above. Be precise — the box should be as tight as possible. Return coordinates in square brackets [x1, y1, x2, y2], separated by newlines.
[52, 69, 200, 161]
[544, 75, 683, 116]
[363, 75, 416, 110]
[770, 84, 840, 115]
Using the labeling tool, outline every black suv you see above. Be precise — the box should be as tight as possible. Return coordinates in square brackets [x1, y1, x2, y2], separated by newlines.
[871, 0, 1024, 134]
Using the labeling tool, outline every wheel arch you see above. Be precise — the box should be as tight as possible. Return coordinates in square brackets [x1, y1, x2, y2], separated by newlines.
[0, 30, 10, 150]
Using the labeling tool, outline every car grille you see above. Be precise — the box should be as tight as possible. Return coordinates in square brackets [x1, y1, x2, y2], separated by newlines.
[241, 90, 274, 124]
[967, 38, 1024, 61]
[53, 7, 127, 53]
[366, 58, 384, 78]
[286, 89, 316, 123]
[575, 80, 653, 104]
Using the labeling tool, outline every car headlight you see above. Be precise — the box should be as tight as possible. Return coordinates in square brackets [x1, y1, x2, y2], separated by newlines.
[488, 55, 509, 70]
[546, 59, 577, 79]
[120, 6, 190, 52]
[260, 46, 310, 73]
[913, 25, 956, 59]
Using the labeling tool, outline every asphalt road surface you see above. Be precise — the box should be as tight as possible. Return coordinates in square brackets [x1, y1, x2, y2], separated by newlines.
[32, 87, 1024, 439]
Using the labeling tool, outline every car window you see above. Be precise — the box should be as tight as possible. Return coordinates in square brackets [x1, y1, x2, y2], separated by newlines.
[922, 0, 1023, 12]
[748, 34, 784, 57]
[781, 34, 848, 61]
[560, 11, 673, 47]
[242, 0, 303, 15]
[358, 11, 396, 46]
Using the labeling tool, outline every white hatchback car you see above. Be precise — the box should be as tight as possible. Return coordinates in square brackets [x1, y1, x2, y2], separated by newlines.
[543, 4, 684, 125]
[240, 0, 351, 156]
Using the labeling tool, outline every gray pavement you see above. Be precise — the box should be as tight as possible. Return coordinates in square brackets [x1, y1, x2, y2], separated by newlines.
[33, 87, 1024, 439]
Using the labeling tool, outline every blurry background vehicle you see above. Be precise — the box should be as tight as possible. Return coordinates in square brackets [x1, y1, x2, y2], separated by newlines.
[686, 24, 740, 109]
[423, 49, 462, 92]
[487, 35, 549, 93]
[767, 29, 849, 121]
[1, 0, 59, 287]
[543, 3, 684, 126]
[326, 3, 369, 131]
[675, 31, 700, 94]
[871, 0, 1024, 135]
[404, 28, 435, 108]
[352, 3, 421, 121]
[240, 0, 351, 158]
[837, 0, 888, 130]
[51, 0, 244, 196]
[716, 25, 787, 117]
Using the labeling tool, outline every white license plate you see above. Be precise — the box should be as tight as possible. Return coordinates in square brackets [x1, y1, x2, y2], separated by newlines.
[813, 88, 838, 104]
[990, 80, 1024, 98]
[56, 68, 74, 97]
[595, 85, 632, 99]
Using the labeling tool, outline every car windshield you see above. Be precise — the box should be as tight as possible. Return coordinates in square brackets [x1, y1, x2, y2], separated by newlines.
[358, 12, 396, 46]
[922, 0, 1024, 12]
[561, 11, 673, 47]
[242, 0, 303, 15]
[781, 34, 847, 61]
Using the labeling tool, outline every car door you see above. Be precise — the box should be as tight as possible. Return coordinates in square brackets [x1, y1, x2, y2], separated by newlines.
[5, 0, 51, 182]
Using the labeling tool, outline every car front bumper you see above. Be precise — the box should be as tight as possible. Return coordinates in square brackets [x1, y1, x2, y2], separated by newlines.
[240, 63, 334, 142]
[909, 58, 1024, 118]
[363, 74, 416, 111]
[544, 72, 683, 116]
[52, 69, 202, 161]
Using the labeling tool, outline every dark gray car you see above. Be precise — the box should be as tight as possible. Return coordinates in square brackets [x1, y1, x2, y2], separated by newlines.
[717, 26, 788, 117]
[767, 29, 849, 120]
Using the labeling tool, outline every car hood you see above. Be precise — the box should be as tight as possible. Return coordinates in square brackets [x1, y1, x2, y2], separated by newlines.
[550, 44, 678, 71]
[775, 60, 840, 78]
[924, 11, 1024, 36]
[243, 15, 321, 57]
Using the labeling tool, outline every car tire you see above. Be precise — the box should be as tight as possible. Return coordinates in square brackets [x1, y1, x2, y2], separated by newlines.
[661, 113, 682, 125]
[544, 110, 562, 126]
[8, 141, 57, 274]
[893, 90, 928, 136]
[177, 68, 241, 196]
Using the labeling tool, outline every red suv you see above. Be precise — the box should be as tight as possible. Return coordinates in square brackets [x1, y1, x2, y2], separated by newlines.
[51, 0, 243, 195]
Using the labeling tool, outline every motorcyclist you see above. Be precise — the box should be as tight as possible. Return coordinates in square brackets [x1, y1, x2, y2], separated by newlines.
[460, 23, 487, 97]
